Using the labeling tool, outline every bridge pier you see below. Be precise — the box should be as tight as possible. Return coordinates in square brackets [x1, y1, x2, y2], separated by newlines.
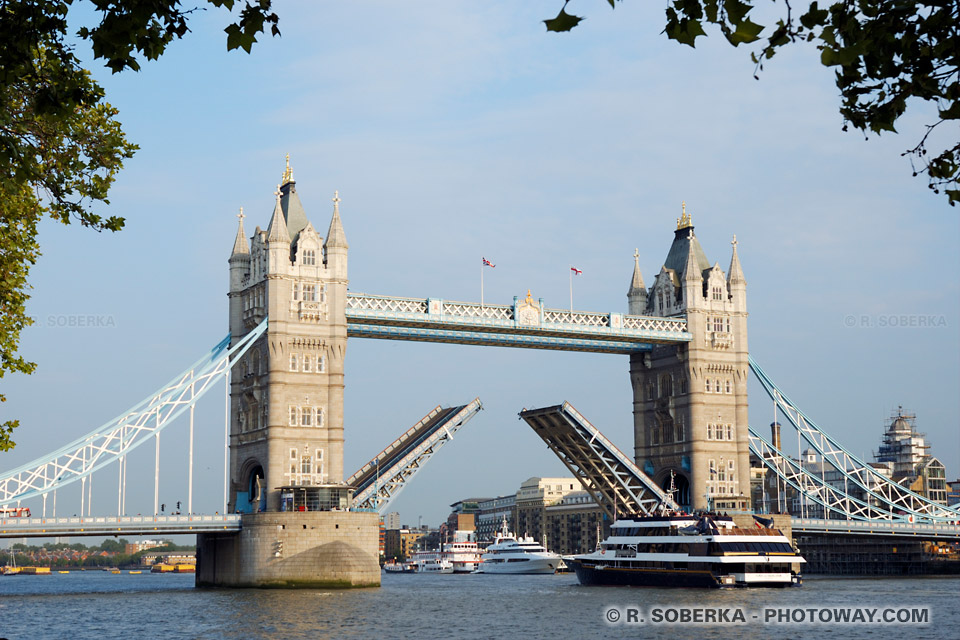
[196, 512, 380, 588]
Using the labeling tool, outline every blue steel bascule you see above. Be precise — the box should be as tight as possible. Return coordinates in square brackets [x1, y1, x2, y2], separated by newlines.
[1, 164, 958, 582]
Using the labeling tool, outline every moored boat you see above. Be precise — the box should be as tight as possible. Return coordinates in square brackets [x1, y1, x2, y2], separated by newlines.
[476, 519, 561, 574]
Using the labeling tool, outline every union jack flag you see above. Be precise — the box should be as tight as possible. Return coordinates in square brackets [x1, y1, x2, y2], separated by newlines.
[482, 257, 495, 268]
[570, 267, 582, 275]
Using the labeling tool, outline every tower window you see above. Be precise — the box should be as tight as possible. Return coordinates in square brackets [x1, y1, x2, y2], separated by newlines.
[300, 455, 312, 476]
[725, 379, 732, 394]
[290, 448, 297, 460]
[293, 282, 300, 301]
[289, 354, 298, 371]
[301, 407, 312, 427]
[707, 423, 713, 439]
[726, 424, 733, 440]
[712, 286, 723, 301]
[288, 406, 299, 427]
[303, 284, 317, 302]
[705, 379, 711, 393]
[303, 249, 316, 266]
[316, 408, 324, 428]
[303, 355, 312, 373]
[713, 317, 724, 332]
[318, 355, 326, 373]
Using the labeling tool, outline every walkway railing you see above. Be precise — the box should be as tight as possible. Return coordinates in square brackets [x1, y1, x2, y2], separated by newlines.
[346, 293, 690, 353]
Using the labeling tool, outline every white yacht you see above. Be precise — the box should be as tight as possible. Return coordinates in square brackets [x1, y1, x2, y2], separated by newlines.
[568, 512, 804, 588]
[476, 519, 561, 574]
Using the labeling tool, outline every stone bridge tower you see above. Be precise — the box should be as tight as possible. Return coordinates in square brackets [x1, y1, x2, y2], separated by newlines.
[628, 205, 750, 512]
[227, 158, 349, 513]
[199, 158, 377, 589]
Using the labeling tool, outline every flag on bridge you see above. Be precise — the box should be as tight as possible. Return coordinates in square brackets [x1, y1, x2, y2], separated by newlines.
[570, 267, 582, 275]
[482, 257, 495, 268]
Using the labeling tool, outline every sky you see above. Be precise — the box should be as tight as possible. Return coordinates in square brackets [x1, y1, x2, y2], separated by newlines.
[1, 1, 958, 532]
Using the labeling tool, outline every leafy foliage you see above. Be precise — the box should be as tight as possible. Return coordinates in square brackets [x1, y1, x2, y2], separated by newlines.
[546, 0, 959, 205]
[0, 1, 280, 450]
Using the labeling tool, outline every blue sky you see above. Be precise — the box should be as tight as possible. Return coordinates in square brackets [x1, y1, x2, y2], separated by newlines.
[1, 1, 957, 529]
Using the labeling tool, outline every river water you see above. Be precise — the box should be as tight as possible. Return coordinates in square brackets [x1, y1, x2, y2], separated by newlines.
[0, 572, 956, 640]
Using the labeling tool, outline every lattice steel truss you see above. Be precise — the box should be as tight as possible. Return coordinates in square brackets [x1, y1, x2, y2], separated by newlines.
[0, 320, 268, 504]
[519, 402, 678, 518]
[350, 399, 483, 512]
[750, 357, 960, 523]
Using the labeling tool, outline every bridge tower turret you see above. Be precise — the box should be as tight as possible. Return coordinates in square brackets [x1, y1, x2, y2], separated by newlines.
[225, 158, 349, 513]
[628, 204, 751, 512]
[202, 158, 377, 589]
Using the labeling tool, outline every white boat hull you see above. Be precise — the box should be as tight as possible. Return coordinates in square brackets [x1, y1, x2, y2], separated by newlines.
[476, 556, 559, 574]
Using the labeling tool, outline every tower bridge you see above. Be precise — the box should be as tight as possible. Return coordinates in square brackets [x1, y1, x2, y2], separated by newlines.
[2, 159, 958, 587]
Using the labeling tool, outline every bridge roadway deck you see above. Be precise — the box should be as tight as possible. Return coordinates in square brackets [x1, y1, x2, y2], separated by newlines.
[345, 293, 691, 353]
[0, 514, 241, 538]
[791, 517, 960, 541]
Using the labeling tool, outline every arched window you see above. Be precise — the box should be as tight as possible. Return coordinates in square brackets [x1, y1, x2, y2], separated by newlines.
[293, 282, 300, 301]
[707, 423, 713, 439]
[725, 379, 732, 394]
[726, 424, 733, 440]
[303, 355, 312, 373]
[316, 408, 324, 428]
[705, 379, 711, 393]
[301, 407, 312, 427]
[289, 354, 298, 371]
[288, 406, 299, 426]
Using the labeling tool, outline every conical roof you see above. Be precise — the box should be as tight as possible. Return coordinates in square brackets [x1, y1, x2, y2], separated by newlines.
[728, 235, 745, 285]
[266, 187, 289, 244]
[230, 208, 249, 257]
[325, 190, 348, 249]
[627, 249, 645, 294]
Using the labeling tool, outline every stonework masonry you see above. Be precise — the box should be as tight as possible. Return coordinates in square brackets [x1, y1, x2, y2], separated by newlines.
[196, 512, 380, 588]
[200, 160, 379, 588]
[629, 208, 751, 512]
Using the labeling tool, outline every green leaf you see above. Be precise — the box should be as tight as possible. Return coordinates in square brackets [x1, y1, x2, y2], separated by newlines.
[544, 8, 584, 32]
[666, 18, 707, 47]
[726, 18, 763, 45]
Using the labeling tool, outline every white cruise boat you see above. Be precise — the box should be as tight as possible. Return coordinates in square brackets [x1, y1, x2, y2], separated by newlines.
[476, 519, 561, 574]
[410, 550, 454, 574]
[568, 512, 804, 588]
[443, 530, 483, 573]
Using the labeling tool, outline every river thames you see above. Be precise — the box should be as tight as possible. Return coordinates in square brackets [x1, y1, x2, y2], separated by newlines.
[0, 572, 957, 639]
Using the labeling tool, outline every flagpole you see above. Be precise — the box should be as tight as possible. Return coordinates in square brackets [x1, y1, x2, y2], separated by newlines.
[481, 260, 484, 307]
[569, 266, 573, 312]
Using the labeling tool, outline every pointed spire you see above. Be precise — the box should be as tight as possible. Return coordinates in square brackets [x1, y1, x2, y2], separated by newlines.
[230, 207, 250, 256]
[682, 230, 702, 283]
[728, 234, 746, 285]
[628, 248, 645, 293]
[267, 184, 289, 244]
[325, 190, 348, 249]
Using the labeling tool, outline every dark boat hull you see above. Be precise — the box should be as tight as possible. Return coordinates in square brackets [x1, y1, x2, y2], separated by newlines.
[571, 560, 722, 588]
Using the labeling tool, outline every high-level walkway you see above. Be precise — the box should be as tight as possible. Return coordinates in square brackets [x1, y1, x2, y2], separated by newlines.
[345, 293, 690, 353]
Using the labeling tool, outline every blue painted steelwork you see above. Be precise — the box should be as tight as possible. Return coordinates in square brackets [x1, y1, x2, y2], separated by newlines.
[792, 518, 960, 541]
[349, 399, 483, 512]
[0, 514, 241, 538]
[346, 323, 655, 353]
[0, 319, 268, 504]
[750, 357, 960, 523]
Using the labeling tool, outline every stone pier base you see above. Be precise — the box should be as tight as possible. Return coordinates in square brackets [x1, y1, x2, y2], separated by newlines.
[196, 511, 380, 588]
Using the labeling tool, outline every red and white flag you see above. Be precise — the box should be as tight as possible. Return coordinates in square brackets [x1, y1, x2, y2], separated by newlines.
[482, 257, 495, 268]
[570, 267, 582, 275]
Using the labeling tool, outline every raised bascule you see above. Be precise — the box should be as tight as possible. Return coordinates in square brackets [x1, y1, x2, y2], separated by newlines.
[1, 158, 958, 588]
